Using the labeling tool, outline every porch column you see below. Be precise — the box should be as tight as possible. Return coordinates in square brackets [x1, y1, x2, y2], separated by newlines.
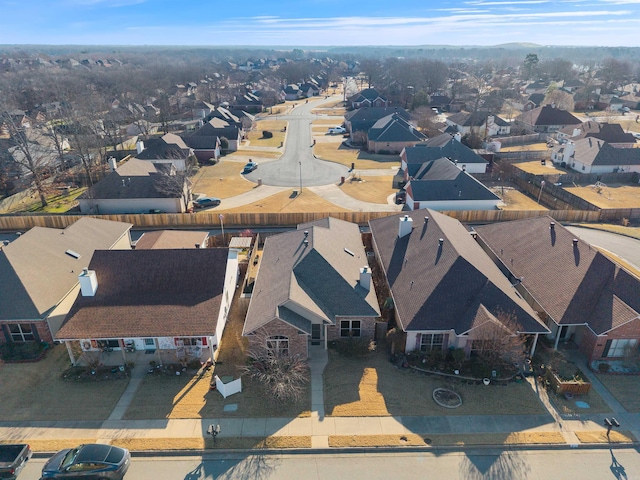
[120, 339, 127, 364]
[65, 340, 76, 366]
[553, 327, 561, 350]
[324, 324, 328, 350]
[530, 333, 539, 358]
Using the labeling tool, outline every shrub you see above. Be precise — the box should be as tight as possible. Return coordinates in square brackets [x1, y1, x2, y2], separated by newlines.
[0, 341, 48, 361]
[262, 130, 273, 139]
[598, 362, 611, 373]
[451, 348, 466, 368]
[333, 338, 376, 357]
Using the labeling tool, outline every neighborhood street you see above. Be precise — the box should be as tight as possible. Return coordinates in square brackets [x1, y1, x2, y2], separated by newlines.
[242, 97, 350, 187]
[566, 226, 640, 270]
[19, 448, 640, 479]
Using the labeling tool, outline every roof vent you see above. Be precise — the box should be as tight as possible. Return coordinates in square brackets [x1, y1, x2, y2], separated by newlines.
[550, 221, 555, 230]
[438, 238, 444, 246]
[344, 247, 354, 256]
[304, 230, 309, 237]
[304, 239, 309, 246]
[424, 216, 429, 223]
[65, 249, 81, 259]
[573, 238, 579, 246]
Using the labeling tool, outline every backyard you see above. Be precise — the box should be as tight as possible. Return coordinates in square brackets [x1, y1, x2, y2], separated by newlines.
[513, 160, 565, 175]
[494, 187, 548, 211]
[565, 183, 640, 209]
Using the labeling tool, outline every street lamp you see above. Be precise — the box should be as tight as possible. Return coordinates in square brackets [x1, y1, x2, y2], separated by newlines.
[219, 214, 225, 246]
[299, 161, 302, 195]
[537, 180, 546, 204]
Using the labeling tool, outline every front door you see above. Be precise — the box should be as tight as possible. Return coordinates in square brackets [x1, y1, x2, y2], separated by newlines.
[311, 324, 322, 346]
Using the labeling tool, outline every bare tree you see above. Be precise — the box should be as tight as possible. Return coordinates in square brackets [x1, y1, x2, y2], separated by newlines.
[544, 86, 575, 111]
[241, 328, 309, 404]
[469, 310, 528, 366]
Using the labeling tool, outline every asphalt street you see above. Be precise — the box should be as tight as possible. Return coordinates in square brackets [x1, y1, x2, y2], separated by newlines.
[20, 448, 640, 480]
[566, 226, 640, 270]
[243, 97, 349, 187]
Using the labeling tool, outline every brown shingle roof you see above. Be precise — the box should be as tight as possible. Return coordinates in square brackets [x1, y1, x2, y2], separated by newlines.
[134, 230, 208, 250]
[369, 210, 548, 335]
[56, 248, 229, 340]
[474, 216, 640, 334]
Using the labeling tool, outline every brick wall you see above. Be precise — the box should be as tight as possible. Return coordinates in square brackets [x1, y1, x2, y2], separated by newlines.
[582, 319, 640, 360]
[327, 316, 376, 342]
[0, 320, 52, 344]
[247, 319, 308, 360]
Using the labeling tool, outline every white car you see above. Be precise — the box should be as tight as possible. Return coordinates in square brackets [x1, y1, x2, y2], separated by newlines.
[328, 126, 346, 134]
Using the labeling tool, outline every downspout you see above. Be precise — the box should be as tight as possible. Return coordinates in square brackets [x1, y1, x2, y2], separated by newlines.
[554, 326, 561, 350]
[530, 333, 539, 357]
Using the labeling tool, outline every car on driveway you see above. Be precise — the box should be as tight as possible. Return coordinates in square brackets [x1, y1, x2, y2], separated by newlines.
[327, 126, 346, 134]
[193, 197, 221, 209]
[242, 162, 258, 174]
[41, 444, 130, 479]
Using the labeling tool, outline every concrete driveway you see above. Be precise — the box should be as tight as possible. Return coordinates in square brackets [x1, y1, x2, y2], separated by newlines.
[243, 97, 349, 187]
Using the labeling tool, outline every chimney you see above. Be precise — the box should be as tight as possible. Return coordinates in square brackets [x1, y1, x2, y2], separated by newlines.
[572, 128, 581, 138]
[108, 157, 117, 171]
[79, 268, 98, 296]
[136, 140, 145, 154]
[564, 141, 575, 162]
[359, 266, 371, 290]
[398, 215, 413, 238]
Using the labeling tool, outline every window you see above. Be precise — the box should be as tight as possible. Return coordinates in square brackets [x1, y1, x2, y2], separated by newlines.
[604, 339, 639, 358]
[144, 338, 155, 346]
[266, 335, 289, 356]
[178, 338, 200, 346]
[420, 333, 444, 352]
[9, 323, 35, 342]
[340, 320, 361, 338]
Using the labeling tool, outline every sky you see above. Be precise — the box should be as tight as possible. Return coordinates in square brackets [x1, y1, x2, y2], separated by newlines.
[0, 0, 639, 47]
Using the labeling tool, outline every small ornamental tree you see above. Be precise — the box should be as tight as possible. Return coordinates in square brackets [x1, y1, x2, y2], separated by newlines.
[469, 310, 527, 366]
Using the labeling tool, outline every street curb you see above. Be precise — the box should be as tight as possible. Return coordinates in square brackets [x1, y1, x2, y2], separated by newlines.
[30, 441, 640, 459]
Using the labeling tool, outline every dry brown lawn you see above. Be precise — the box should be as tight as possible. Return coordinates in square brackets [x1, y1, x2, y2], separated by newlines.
[497, 188, 548, 211]
[190, 162, 255, 198]
[123, 288, 310, 419]
[313, 142, 401, 170]
[594, 374, 640, 413]
[339, 176, 396, 204]
[547, 387, 612, 415]
[574, 430, 636, 444]
[217, 189, 350, 214]
[514, 161, 565, 175]
[324, 349, 546, 417]
[500, 143, 549, 152]
[328, 432, 565, 448]
[0, 439, 97, 453]
[248, 120, 287, 148]
[232, 150, 282, 159]
[0, 345, 129, 421]
[111, 436, 311, 451]
[565, 184, 640, 209]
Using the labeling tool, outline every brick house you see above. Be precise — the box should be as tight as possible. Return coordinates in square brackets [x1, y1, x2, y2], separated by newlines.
[369, 210, 549, 356]
[0, 218, 132, 345]
[242, 217, 380, 360]
[474, 216, 640, 361]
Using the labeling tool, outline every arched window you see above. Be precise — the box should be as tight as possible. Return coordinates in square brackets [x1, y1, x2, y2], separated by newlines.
[266, 335, 289, 356]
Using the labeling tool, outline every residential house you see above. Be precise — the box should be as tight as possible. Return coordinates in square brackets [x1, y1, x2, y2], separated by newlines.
[366, 113, 426, 154]
[369, 210, 549, 355]
[283, 84, 302, 101]
[191, 101, 216, 120]
[474, 217, 640, 361]
[0, 218, 132, 345]
[135, 133, 194, 172]
[243, 217, 380, 359]
[348, 88, 389, 109]
[524, 80, 549, 95]
[515, 105, 581, 133]
[556, 122, 636, 147]
[403, 158, 500, 211]
[551, 138, 640, 173]
[299, 82, 320, 98]
[187, 117, 242, 152]
[231, 93, 263, 113]
[523, 93, 545, 111]
[55, 247, 239, 366]
[344, 107, 411, 143]
[400, 133, 489, 175]
[77, 158, 192, 214]
[429, 95, 451, 112]
[445, 112, 511, 137]
[134, 230, 209, 250]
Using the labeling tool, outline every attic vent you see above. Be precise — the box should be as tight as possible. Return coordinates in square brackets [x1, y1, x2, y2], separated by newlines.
[550, 221, 555, 230]
[304, 230, 309, 237]
[438, 238, 444, 246]
[344, 248, 354, 256]
[424, 216, 429, 223]
[573, 238, 579, 246]
[303, 239, 309, 246]
[65, 249, 81, 259]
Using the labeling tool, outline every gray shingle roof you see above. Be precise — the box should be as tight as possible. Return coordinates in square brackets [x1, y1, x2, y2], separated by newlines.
[0, 218, 132, 320]
[367, 114, 426, 143]
[474, 216, 640, 334]
[134, 230, 208, 250]
[570, 138, 640, 166]
[404, 134, 488, 165]
[243, 217, 380, 335]
[369, 210, 548, 335]
[56, 248, 229, 339]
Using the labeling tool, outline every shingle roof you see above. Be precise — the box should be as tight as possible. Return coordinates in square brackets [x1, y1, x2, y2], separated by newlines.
[345, 107, 411, 132]
[408, 159, 499, 202]
[56, 248, 229, 339]
[447, 112, 509, 128]
[0, 218, 132, 320]
[570, 138, 640, 166]
[558, 122, 636, 144]
[369, 210, 548, 335]
[135, 134, 190, 160]
[367, 114, 426, 143]
[404, 134, 488, 165]
[474, 216, 640, 334]
[134, 230, 208, 250]
[516, 105, 581, 127]
[243, 217, 380, 335]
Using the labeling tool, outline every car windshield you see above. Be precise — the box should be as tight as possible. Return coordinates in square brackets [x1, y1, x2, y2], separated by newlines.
[60, 448, 79, 469]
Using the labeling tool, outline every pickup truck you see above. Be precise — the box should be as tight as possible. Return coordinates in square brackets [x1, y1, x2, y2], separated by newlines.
[0, 444, 32, 480]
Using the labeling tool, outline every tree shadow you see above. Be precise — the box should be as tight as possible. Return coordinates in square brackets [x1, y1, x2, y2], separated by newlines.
[460, 449, 531, 480]
[184, 453, 280, 480]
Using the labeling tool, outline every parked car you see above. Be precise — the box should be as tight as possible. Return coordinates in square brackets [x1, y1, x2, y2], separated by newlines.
[0, 444, 32, 480]
[327, 126, 346, 134]
[41, 444, 130, 480]
[242, 162, 258, 173]
[194, 197, 221, 209]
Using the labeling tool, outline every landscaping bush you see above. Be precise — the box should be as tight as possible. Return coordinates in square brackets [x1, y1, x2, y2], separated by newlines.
[262, 130, 273, 139]
[598, 362, 611, 373]
[332, 338, 376, 357]
[0, 341, 48, 362]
